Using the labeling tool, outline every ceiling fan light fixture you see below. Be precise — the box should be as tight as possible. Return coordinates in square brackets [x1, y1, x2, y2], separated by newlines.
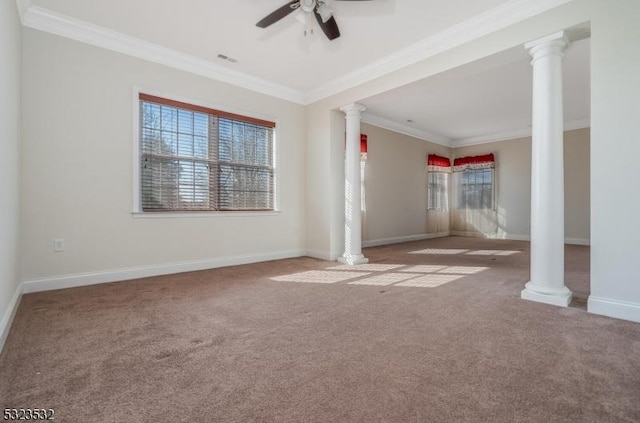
[299, 0, 316, 13]
[316, 3, 333, 23]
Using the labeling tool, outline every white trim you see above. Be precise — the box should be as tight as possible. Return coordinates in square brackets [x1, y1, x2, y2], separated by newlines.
[15, 0, 31, 22]
[0, 282, 23, 354]
[564, 237, 590, 246]
[451, 119, 591, 147]
[588, 296, 640, 324]
[363, 232, 450, 248]
[132, 88, 141, 213]
[304, 250, 335, 261]
[22, 250, 305, 294]
[305, 0, 574, 103]
[450, 231, 590, 245]
[22, 6, 306, 104]
[361, 113, 451, 147]
[18, 0, 573, 106]
[132, 211, 282, 219]
[524, 30, 568, 51]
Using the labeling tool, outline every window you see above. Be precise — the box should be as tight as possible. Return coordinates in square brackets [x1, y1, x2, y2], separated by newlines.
[458, 168, 494, 209]
[360, 134, 368, 213]
[428, 172, 449, 211]
[139, 94, 275, 212]
[426, 154, 451, 212]
[453, 154, 495, 210]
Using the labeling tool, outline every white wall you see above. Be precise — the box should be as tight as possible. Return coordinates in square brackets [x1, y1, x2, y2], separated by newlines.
[361, 123, 451, 245]
[21, 29, 306, 289]
[453, 127, 590, 243]
[305, 0, 591, 259]
[306, 0, 640, 322]
[0, 0, 23, 350]
[588, 0, 640, 322]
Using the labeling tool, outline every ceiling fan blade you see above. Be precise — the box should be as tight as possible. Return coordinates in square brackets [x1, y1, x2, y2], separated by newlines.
[313, 10, 340, 40]
[256, 1, 300, 28]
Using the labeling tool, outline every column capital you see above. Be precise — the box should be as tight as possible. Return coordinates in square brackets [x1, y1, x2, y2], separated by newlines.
[525, 31, 569, 63]
[340, 103, 367, 116]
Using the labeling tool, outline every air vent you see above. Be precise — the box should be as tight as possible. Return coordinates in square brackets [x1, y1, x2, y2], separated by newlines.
[217, 54, 238, 63]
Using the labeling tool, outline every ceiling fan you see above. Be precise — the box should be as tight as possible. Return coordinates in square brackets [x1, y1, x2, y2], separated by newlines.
[256, 0, 372, 41]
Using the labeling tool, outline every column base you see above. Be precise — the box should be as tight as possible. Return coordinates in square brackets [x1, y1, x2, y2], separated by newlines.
[521, 282, 572, 307]
[338, 254, 369, 265]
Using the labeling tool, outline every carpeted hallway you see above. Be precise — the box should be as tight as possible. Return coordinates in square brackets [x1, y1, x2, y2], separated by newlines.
[1, 237, 639, 422]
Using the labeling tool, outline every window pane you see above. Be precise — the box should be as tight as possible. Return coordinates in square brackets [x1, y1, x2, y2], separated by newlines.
[178, 109, 193, 134]
[178, 133, 194, 157]
[161, 106, 177, 132]
[456, 168, 493, 210]
[142, 103, 161, 130]
[140, 97, 274, 212]
[194, 113, 208, 137]
[428, 172, 448, 211]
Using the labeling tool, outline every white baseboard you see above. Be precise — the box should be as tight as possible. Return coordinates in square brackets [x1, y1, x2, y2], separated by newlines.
[564, 237, 590, 246]
[363, 232, 450, 248]
[450, 231, 590, 246]
[304, 250, 334, 261]
[22, 249, 306, 294]
[0, 282, 23, 354]
[588, 296, 640, 323]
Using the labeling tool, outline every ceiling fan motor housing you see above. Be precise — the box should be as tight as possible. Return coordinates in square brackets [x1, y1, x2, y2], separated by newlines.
[300, 0, 316, 13]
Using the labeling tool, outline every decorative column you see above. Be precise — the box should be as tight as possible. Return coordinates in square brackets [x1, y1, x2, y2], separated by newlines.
[338, 103, 368, 265]
[521, 31, 572, 307]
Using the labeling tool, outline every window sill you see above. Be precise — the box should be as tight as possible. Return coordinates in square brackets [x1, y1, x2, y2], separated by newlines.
[132, 210, 281, 219]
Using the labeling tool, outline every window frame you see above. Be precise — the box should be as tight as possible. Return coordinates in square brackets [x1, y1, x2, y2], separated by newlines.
[427, 171, 449, 212]
[132, 88, 280, 217]
[456, 167, 495, 210]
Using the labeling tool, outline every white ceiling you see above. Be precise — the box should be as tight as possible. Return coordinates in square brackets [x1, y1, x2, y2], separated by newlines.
[362, 37, 590, 146]
[29, 0, 510, 92]
[21, 0, 589, 146]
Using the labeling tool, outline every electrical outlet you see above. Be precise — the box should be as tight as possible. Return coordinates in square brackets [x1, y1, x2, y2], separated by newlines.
[53, 238, 64, 252]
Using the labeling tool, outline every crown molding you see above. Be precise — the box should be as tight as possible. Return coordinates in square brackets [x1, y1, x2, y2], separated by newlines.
[20, 6, 307, 105]
[361, 113, 452, 147]
[15, 0, 31, 22]
[19, 0, 574, 106]
[304, 0, 574, 104]
[451, 118, 590, 147]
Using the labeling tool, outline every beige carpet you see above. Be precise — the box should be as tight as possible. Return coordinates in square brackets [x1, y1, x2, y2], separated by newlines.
[1, 237, 639, 422]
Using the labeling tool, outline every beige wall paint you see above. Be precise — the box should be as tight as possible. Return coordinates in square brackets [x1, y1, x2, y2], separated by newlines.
[0, 0, 22, 347]
[453, 128, 590, 242]
[564, 128, 590, 241]
[589, 0, 640, 312]
[361, 123, 451, 243]
[21, 29, 306, 282]
[305, 0, 592, 258]
[359, 126, 589, 244]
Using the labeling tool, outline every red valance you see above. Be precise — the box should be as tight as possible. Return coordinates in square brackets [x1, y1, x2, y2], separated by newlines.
[427, 154, 451, 167]
[453, 153, 495, 171]
[427, 154, 451, 173]
[360, 134, 367, 153]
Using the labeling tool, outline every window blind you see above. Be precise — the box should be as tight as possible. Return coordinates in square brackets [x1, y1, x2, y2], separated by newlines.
[139, 94, 275, 212]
